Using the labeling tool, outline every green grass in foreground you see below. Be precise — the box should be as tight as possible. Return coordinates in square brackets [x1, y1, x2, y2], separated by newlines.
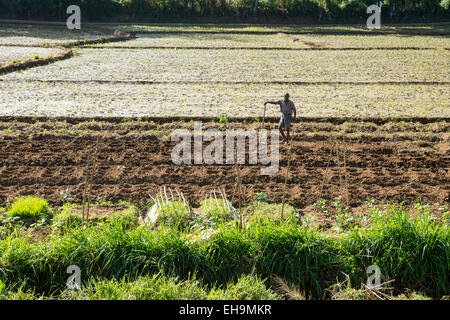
[1, 274, 280, 300]
[0, 198, 448, 300]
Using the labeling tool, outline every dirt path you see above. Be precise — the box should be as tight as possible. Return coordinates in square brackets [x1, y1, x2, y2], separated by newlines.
[0, 120, 448, 208]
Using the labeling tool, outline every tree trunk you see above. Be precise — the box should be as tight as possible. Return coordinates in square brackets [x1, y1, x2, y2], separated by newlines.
[253, 0, 260, 16]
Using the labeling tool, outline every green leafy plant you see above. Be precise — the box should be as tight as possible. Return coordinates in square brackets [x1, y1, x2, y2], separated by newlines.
[218, 113, 228, 124]
[157, 201, 192, 230]
[52, 203, 83, 228]
[59, 189, 74, 203]
[332, 195, 363, 232]
[200, 198, 232, 223]
[314, 198, 329, 217]
[253, 193, 269, 203]
[7, 196, 53, 222]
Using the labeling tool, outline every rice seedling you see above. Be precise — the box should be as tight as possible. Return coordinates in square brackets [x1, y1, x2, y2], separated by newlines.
[110, 24, 449, 36]
[94, 33, 309, 49]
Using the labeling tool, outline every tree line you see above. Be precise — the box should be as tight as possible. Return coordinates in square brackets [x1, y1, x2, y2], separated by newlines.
[0, 0, 448, 21]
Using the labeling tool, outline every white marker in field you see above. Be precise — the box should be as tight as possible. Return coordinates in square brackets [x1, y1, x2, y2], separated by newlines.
[66, 5, 81, 30]
[66, 265, 81, 290]
[366, 265, 382, 289]
[366, 3, 381, 29]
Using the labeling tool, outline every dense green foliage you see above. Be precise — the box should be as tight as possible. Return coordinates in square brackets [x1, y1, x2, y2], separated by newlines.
[0, 273, 281, 300]
[0, 201, 448, 299]
[0, 0, 448, 21]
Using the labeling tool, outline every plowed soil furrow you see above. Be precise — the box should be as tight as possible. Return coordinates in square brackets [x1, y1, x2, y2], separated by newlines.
[0, 122, 448, 208]
[0, 140, 447, 168]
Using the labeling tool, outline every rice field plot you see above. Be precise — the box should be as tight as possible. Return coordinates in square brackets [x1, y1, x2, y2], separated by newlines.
[111, 24, 280, 33]
[0, 46, 62, 65]
[2, 48, 448, 82]
[110, 23, 450, 35]
[280, 34, 450, 48]
[0, 24, 115, 46]
[0, 81, 448, 117]
[92, 33, 309, 48]
[92, 33, 450, 49]
[275, 23, 450, 35]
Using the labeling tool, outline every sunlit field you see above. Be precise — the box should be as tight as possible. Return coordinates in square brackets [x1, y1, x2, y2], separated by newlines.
[0, 23, 448, 301]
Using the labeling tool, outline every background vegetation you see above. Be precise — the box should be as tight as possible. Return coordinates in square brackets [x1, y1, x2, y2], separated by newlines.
[0, 0, 448, 22]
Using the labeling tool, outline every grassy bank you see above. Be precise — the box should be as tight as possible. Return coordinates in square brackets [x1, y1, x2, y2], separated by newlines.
[0, 196, 448, 300]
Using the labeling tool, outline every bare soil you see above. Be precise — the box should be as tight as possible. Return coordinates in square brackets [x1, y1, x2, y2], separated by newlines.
[0, 120, 448, 210]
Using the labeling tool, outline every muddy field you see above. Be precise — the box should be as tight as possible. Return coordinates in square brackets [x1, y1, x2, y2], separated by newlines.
[0, 119, 448, 211]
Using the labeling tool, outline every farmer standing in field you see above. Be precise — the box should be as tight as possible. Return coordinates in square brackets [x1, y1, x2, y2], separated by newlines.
[264, 93, 296, 144]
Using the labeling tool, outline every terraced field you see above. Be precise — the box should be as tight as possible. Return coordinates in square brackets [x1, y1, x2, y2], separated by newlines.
[1, 24, 448, 119]
[0, 46, 62, 65]
[94, 33, 450, 49]
[0, 23, 449, 301]
[4, 48, 448, 82]
[110, 23, 450, 34]
[0, 120, 448, 208]
[0, 24, 115, 46]
[0, 81, 448, 117]
[95, 33, 310, 48]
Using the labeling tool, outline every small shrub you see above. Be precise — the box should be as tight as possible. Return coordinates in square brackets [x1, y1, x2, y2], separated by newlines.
[52, 203, 83, 228]
[7, 196, 53, 222]
[247, 202, 295, 223]
[59, 189, 74, 203]
[158, 201, 192, 230]
[200, 198, 232, 222]
[112, 206, 139, 229]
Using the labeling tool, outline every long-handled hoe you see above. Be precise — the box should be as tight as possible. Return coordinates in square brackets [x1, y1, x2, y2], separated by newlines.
[280, 123, 295, 220]
[81, 135, 100, 223]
